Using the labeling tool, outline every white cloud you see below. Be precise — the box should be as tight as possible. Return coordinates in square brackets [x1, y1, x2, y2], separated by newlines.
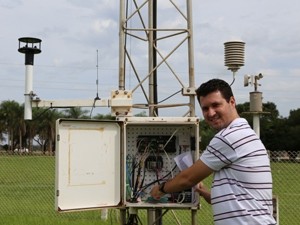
[1, 0, 300, 117]
[92, 19, 117, 34]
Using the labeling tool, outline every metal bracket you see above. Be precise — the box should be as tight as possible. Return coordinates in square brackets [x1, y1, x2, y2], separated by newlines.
[110, 90, 133, 116]
[181, 87, 196, 96]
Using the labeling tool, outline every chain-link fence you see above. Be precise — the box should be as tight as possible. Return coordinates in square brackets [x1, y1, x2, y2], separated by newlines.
[0, 150, 299, 224]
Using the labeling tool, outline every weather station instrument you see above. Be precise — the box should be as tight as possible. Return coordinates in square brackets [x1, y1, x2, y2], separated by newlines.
[18, 37, 42, 120]
[224, 40, 245, 85]
[244, 73, 266, 137]
[19, 1, 200, 225]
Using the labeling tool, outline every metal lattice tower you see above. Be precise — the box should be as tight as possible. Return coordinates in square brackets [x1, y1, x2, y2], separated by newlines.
[119, 0, 195, 117]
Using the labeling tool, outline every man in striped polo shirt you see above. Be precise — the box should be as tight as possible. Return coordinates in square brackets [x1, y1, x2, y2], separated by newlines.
[151, 79, 276, 224]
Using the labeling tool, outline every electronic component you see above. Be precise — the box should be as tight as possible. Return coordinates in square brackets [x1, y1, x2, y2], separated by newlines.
[145, 155, 163, 171]
[171, 189, 193, 203]
[137, 135, 176, 153]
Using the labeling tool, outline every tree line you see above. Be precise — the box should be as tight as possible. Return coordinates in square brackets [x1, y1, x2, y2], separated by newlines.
[1, 100, 299, 155]
[0, 100, 114, 154]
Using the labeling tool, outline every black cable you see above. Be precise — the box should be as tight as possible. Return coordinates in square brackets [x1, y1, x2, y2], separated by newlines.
[229, 77, 235, 86]
[89, 96, 100, 118]
[133, 164, 142, 196]
[133, 165, 177, 199]
[131, 157, 136, 192]
[139, 162, 146, 191]
[32, 107, 52, 121]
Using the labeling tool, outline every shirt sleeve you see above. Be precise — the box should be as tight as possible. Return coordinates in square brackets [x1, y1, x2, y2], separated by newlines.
[200, 134, 238, 171]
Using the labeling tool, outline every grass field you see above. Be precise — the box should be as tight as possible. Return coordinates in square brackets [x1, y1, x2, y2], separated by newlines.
[271, 162, 300, 224]
[0, 156, 116, 225]
[0, 155, 299, 224]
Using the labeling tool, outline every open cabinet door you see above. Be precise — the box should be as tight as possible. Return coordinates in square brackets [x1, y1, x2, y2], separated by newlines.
[55, 119, 121, 212]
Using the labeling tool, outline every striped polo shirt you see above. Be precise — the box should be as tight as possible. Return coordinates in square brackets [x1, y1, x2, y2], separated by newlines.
[200, 118, 276, 225]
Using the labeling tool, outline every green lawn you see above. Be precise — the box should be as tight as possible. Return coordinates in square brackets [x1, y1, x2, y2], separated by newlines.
[0, 155, 299, 224]
[0, 156, 115, 225]
[271, 162, 300, 224]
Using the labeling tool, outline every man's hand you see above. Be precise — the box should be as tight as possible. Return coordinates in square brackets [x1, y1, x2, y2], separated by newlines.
[150, 184, 165, 200]
[195, 182, 211, 204]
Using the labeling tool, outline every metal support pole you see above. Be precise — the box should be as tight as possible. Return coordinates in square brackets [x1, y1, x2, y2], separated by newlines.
[148, 0, 158, 116]
[155, 208, 163, 225]
[120, 208, 126, 225]
[119, 0, 126, 90]
[147, 208, 156, 225]
[24, 65, 33, 120]
[153, 0, 158, 116]
[191, 208, 198, 225]
[253, 114, 260, 137]
[187, 0, 195, 116]
[148, 0, 154, 116]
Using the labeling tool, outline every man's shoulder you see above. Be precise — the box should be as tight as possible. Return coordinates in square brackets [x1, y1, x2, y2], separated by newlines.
[216, 118, 254, 144]
[230, 117, 248, 127]
[221, 118, 250, 134]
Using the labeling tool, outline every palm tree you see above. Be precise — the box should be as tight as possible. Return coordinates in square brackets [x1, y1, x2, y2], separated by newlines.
[0, 104, 6, 144]
[0, 100, 24, 151]
[34, 108, 63, 155]
[92, 113, 115, 120]
[63, 107, 90, 119]
[24, 107, 48, 152]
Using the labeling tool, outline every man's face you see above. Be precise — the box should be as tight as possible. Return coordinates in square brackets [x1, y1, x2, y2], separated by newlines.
[199, 90, 237, 131]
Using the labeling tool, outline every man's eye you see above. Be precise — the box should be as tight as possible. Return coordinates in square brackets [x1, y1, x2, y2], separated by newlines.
[212, 103, 221, 108]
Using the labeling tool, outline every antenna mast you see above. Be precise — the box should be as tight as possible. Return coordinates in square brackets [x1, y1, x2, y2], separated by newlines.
[95, 49, 100, 100]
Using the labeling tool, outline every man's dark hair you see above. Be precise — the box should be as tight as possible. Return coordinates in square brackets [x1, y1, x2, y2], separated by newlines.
[196, 79, 234, 103]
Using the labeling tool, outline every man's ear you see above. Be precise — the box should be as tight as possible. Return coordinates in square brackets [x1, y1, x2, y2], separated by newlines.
[230, 96, 236, 106]
[198, 96, 202, 106]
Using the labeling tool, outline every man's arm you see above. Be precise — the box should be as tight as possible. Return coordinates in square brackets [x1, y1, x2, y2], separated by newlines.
[150, 159, 213, 199]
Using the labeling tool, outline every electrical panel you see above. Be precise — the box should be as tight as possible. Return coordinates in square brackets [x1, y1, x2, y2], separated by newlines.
[123, 117, 199, 207]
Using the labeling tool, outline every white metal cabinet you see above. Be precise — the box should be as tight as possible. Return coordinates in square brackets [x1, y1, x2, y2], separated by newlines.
[55, 117, 199, 212]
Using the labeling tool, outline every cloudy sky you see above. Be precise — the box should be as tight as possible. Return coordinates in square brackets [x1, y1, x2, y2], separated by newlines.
[1, 0, 299, 118]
